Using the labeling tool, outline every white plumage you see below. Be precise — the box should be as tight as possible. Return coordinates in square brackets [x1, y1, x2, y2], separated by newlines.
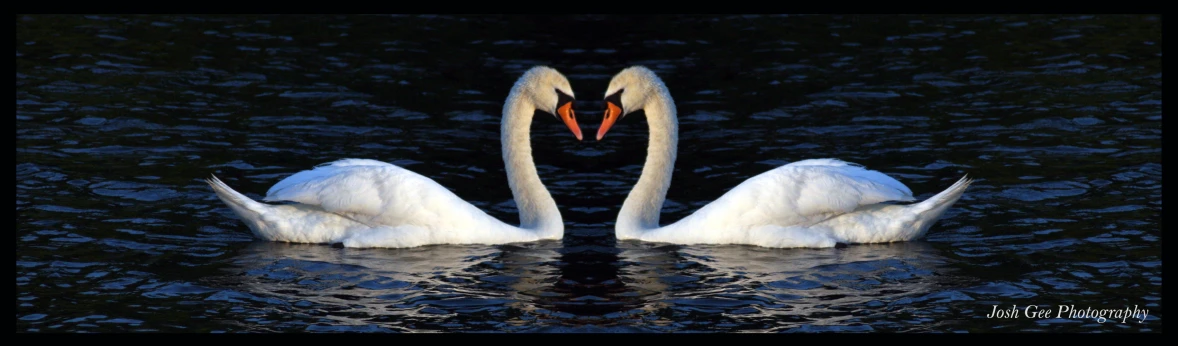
[207, 66, 582, 248]
[598, 66, 972, 248]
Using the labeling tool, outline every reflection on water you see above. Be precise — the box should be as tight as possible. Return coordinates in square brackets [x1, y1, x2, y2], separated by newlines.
[617, 241, 953, 332]
[216, 242, 563, 332]
[17, 14, 1161, 332]
[201, 241, 958, 332]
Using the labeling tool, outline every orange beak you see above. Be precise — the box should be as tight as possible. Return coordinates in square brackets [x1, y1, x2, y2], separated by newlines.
[597, 101, 622, 140]
[557, 102, 582, 141]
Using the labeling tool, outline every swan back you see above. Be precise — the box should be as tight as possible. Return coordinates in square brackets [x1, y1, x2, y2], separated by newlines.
[664, 159, 916, 234]
[263, 159, 513, 240]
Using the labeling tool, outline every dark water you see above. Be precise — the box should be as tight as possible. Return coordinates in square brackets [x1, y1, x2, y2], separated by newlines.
[16, 14, 1161, 332]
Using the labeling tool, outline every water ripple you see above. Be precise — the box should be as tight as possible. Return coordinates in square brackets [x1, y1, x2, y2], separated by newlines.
[16, 14, 1160, 332]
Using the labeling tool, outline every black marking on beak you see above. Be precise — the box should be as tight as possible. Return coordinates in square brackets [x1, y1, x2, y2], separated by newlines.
[603, 88, 624, 118]
[556, 88, 575, 116]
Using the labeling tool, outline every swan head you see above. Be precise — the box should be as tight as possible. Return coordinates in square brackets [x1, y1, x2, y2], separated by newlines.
[597, 65, 663, 140]
[516, 66, 582, 140]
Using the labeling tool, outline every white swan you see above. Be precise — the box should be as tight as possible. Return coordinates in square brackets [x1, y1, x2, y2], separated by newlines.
[206, 66, 582, 248]
[596, 66, 972, 248]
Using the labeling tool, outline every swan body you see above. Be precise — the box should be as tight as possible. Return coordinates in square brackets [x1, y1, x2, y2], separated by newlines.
[597, 66, 971, 248]
[208, 66, 582, 248]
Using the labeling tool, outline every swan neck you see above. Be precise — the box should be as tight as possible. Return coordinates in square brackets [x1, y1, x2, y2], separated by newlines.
[502, 91, 562, 235]
[617, 89, 677, 236]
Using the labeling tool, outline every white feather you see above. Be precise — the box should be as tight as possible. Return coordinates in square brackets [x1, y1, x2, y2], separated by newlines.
[207, 66, 576, 248]
[606, 66, 971, 248]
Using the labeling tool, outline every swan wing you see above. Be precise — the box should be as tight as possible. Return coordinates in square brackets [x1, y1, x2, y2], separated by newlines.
[263, 158, 494, 227]
[690, 158, 915, 227]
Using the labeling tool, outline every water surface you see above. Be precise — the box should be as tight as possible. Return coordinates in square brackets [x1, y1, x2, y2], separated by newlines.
[16, 14, 1161, 332]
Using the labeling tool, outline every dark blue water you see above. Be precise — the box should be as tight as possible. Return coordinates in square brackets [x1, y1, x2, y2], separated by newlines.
[17, 14, 1161, 332]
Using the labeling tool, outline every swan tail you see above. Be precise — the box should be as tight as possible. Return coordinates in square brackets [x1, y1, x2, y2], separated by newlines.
[206, 174, 269, 223]
[906, 175, 972, 237]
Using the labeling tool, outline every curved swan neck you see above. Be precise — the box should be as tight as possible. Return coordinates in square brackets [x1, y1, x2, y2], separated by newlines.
[617, 86, 677, 237]
[502, 90, 562, 236]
